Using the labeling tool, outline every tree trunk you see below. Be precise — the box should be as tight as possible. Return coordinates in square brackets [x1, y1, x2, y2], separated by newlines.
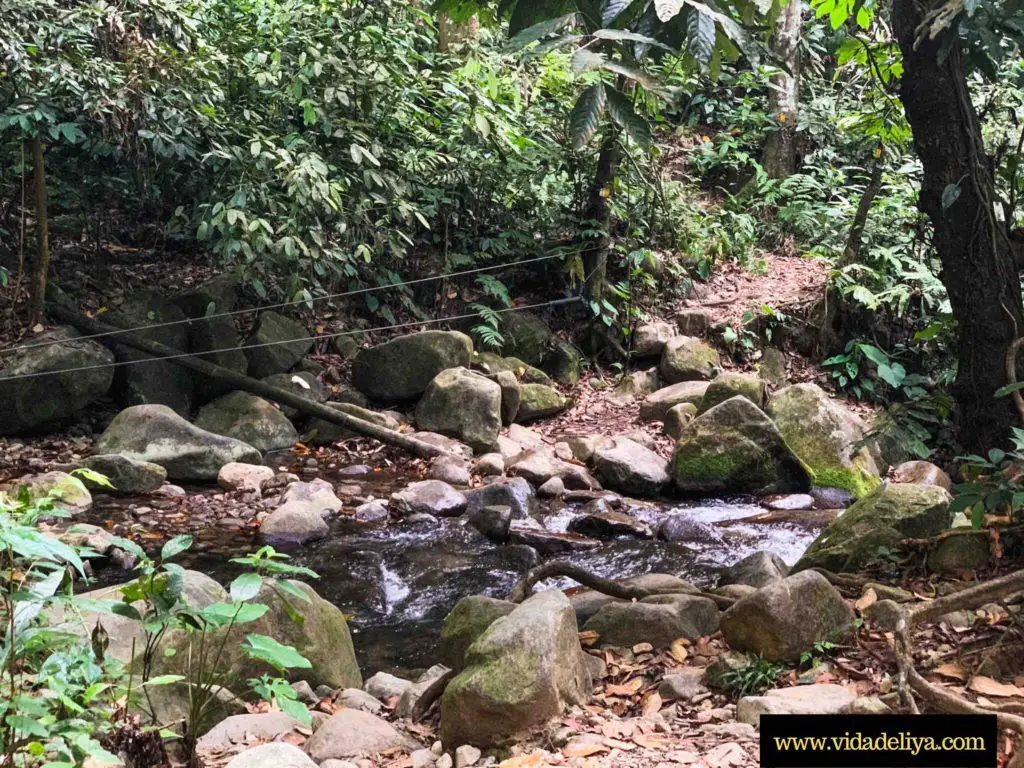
[894, 0, 1024, 451]
[839, 154, 884, 266]
[581, 132, 619, 299]
[437, 14, 479, 52]
[761, 0, 802, 179]
[27, 137, 50, 327]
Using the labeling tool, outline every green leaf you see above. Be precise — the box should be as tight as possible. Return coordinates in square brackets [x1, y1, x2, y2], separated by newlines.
[601, 0, 633, 25]
[857, 343, 888, 365]
[230, 572, 263, 602]
[241, 634, 312, 672]
[142, 675, 187, 687]
[571, 48, 605, 72]
[508, 10, 577, 46]
[994, 381, 1024, 397]
[599, 59, 664, 94]
[876, 362, 906, 389]
[605, 86, 652, 150]
[655, 0, 685, 21]
[277, 694, 312, 726]
[70, 468, 114, 489]
[161, 535, 192, 561]
[199, 602, 268, 626]
[592, 28, 679, 53]
[687, 5, 716, 68]
[568, 83, 607, 150]
[941, 182, 961, 211]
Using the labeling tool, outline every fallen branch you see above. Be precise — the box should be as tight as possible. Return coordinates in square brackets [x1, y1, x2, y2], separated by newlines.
[49, 303, 461, 460]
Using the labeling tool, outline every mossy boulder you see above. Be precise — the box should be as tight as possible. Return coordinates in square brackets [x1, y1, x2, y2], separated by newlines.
[76, 454, 167, 494]
[664, 402, 698, 440]
[472, 352, 551, 384]
[542, 339, 583, 386]
[640, 381, 709, 423]
[195, 391, 298, 453]
[500, 311, 553, 367]
[243, 312, 313, 379]
[659, 337, 721, 383]
[671, 396, 813, 495]
[698, 372, 766, 414]
[11, 471, 92, 516]
[415, 367, 502, 452]
[440, 590, 590, 748]
[767, 383, 881, 498]
[440, 595, 517, 672]
[515, 384, 572, 422]
[927, 532, 991, 574]
[793, 483, 953, 573]
[353, 331, 473, 402]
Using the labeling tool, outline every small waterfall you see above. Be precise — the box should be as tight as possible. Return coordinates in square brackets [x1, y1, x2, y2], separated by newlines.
[379, 563, 411, 616]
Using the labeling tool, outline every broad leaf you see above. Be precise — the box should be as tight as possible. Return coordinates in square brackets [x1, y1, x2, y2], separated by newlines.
[242, 634, 312, 672]
[592, 28, 679, 53]
[199, 601, 268, 626]
[568, 83, 607, 149]
[509, 3, 576, 39]
[601, 0, 633, 25]
[160, 535, 192, 561]
[572, 48, 606, 72]
[605, 86, 652, 149]
[230, 572, 263, 602]
[687, 5, 716, 67]
[599, 59, 665, 94]
[655, 0, 685, 21]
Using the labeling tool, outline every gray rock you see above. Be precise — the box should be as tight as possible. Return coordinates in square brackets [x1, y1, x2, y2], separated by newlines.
[675, 309, 712, 335]
[336, 688, 384, 713]
[568, 505, 653, 539]
[757, 347, 788, 390]
[500, 311, 553, 367]
[415, 431, 474, 459]
[664, 402, 698, 440]
[188, 315, 248, 402]
[633, 322, 677, 357]
[353, 331, 474, 403]
[659, 336, 720, 383]
[225, 743, 316, 768]
[429, 455, 472, 485]
[515, 384, 572, 422]
[365, 671, 414, 701]
[261, 500, 329, 543]
[719, 551, 789, 589]
[174, 273, 239, 317]
[197, 712, 304, 750]
[468, 505, 512, 543]
[441, 596, 517, 672]
[568, 574, 697, 626]
[720, 571, 855, 661]
[736, 684, 856, 727]
[456, 745, 483, 768]
[658, 668, 708, 700]
[354, 499, 390, 523]
[927, 532, 991, 574]
[582, 594, 720, 647]
[543, 339, 583, 386]
[473, 453, 505, 477]
[195, 391, 298, 453]
[291, 680, 318, 705]
[640, 381, 710, 423]
[440, 590, 590, 748]
[893, 460, 953, 491]
[416, 368, 502, 452]
[609, 368, 661, 405]
[810, 486, 856, 509]
[243, 312, 313, 379]
[491, 370, 521, 425]
[506, 447, 600, 490]
[217, 462, 275, 494]
[538, 476, 565, 498]
[305, 709, 421, 761]
[465, 476, 535, 519]
[396, 664, 451, 717]
[592, 438, 669, 497]
[761, 493, 815, 511]
[260, 371, 325, 419]
[699, 372, 766, 414]
[281, 478, 343, 516]
[508, 525, 601, 555]
[505, 424, 547, 451]
[138, 681, 243, 735]
[392, 480, 467, 517]
[306, 402, 401, 445]
[77, 454, 166, 494]
[659, 514, 724, 543]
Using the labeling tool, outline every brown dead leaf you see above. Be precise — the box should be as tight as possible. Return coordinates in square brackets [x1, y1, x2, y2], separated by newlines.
[281, 731, 306, 746]
[670, 639, 688, 663]
[706, 742, 747, 768]
[855, 588, 878, 612]
[633, 642, 654, 654]
[642, 691, 663, 717]
[633, 734, 672, 750]
[969, 676, 1024, 698]
[579, 630, 601, 647]
[563, 742, 608, 758]
[498, 751, 547, 768]
[603, 738, 637, 751]
[605, 678, 644, 696]
[602, 720, 638, 739]
[934, 663, 968, 681]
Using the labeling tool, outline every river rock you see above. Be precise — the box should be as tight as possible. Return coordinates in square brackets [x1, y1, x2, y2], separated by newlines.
[281, 478, 342, 515]
[195, 391, 298, 453]
[515, 383, 572, 422]
[416, 367, 502, 452]
[336, 688, 384, 713]
[794, 483, 953, 572]
[718, 551, 789, 589]
[810, 486, 855, 509]
[472, 352, 551, 384]
[506, 448, 599, 490]
[892, 460, 953, 491]
[392, 480, 467, 517]
[468, 504, 512, 542]
[675, 309, 712, 335]
[543, 339, 583, 386]
[243, 311, 313, 379]
[659, 514, 724, 543]
[225, 743, 316, 768]
[491, 370, 521, 425]
[664, 402, 698, 440]
[354, 499, 389, 522]
[306, 402, 401, 445]
[396, 664, 451, 717]
[699, 372, 766, 414]
[77, 454, 166, 494]
[11, 471, 92, 515]
[508, 525, 601, 555]
[261, 500, 329, 543]
[671, 396, 813, 495]
[640, 381, 709, 422]
[633, 322, 676, 357]
[610, 368, 661, 405]
[0, 327, 114, 435]
[563, 435, 605, 463]
[659, 337, 720, 383]
[175, 273, 239, 317]
[538, 476, 564, 497]
[260, 371, 325, 419]
[306, 707, 420, 760]
[464, 476, 535, 519]
[197, 712, 305, 750]
[569, 574, 698, 625]
[592, 437, 669, 497]
[501, 311, 553, 367]
[473, 453, 504, 477]
[767, 383, 881, 498]
[97, 405, 261, 480]
[441, 596, 517, 672]
[568, 506, 653, 539]
[188, 315, 248, 402]
[761, 493, 815, 511]
[440, 590, 590, 748]
[139, 681, 243, 735]
[217, 462, 275, 494]
[736, 684, 856, 727]
[428, 455, 472, 485]
[659, 668, 709, 700]
[365, 672, 413, 701]
[583, 594, 720, 647]
[927, 531, 991, 574]
[719, 571, 855, 661]
[353, 330, 473, 402]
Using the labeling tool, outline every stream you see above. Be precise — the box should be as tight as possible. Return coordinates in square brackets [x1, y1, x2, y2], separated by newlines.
[81, 462, 833, 676]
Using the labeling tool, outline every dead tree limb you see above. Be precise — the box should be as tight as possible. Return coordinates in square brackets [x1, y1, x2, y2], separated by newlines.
[49, 304, 460, 460]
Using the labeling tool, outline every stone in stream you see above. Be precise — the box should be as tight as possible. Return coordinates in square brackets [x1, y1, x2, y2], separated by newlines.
[280, 478, 343, 516]
[719, 571, 855, 662]
[96, 404, 261, 481]
[671, 396, 813, 495]
[767, 383, 881, 498]
[736, 684, 856, 727]
[698, 372, 767, 414]
[354, 499, 390, 523]
[261, 500, 329, 543]
[243, 311, 313, 379]
[259, 371, 325, 419]
[592, 437, 669, 497]
[468, 505, 512, 543]
[464, 476, 535, 520]
[659, 336, 721, 383]
[0, 326, 114, 436]
[6, 471, 92, 516]
[198, 712, 306, 750]
[364, 671, 414, 701]
[583, 594, 720, 648]
[440, 590, 590, 748]
[537, 476, 565, 497]
[507, 524, 601, 555]
[391, 480, 467, 517]
[761, 493, 815, 511]
[810, 486, 855, 509]
[633, 322, 677, 357]
[568, 574, 698, 626]
[659, 514, 724, 544]
[663, 402, 698, 440]
[217, 461, 275, 494]
[568, 504, 653, 539]
[75, 454, 167, 494]
[428, 454, 472, 485]
[441, 596, 517, 672]
[892, 460, 953, 491]
[515, 383, 572, 422]
[306, 708, 421, 761]
[718, 551, 789, 589]
[506, 447, 600, 490]
[353, 330, 474, 403]
[194, 391, 298, 453]
[225, 743, 316, 768]
[639, 381, 709, 423]
[415, 367, 503, 452]
[304, 402, 401, 445]
[794, 483, 953, 573]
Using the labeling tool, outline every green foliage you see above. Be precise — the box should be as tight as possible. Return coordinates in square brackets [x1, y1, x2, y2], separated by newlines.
[708, 655, 787, 697]
[954, 428, 1024, 529]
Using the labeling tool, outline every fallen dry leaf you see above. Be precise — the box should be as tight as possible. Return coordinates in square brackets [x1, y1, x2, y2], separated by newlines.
[934, 663, 968, 681]
[706, 742, 747, 768]
[855, 588, 877, 612]
[605, 678, 644, 696]
[499, 752, 547, 768]
[969, 676, 1024, 698]
[563, 742, 608, 758]
[603, 737, 637, 751]
[670, 639, 689, 663]
[633, 733, 672, 750]
[642, 691, 663, 717]
[579, 630, 601, 647]
[633, 642, 654, 654]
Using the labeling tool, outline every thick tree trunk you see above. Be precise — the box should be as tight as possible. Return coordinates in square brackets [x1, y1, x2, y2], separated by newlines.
[894, 0, 1024, 451]
[761, 0, 802, 179]
[27, 137, 50, 327]
[581, 132, 619, 299]
[840, 154, 884, 266]
[437, 14, 479, 52]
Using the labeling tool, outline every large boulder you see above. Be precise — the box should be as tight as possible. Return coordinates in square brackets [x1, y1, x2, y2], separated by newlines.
[719, 571, 855, 661]
[95, 404, 261, 481]
[506, 447, 600, 490]
[500, 311, 553, 367]
[353, 331, 473, 403]
[793, 483, 953, 573]
[582, 594, 720, 647]
[260, 371, 325, 420]
[472, 352, 552, 384]
[187, 315, 248, 403]
[610, 368, 661, 405]
[464, 476, 536, 520]
[659, 337, 720, 383]
[718, 551, 789, 589]
[76, 454, 167, 494]
[9, 471, 92, 516]
[109, 291, 195, 414]
[592, 438, 669, 497]
[671, 396, 813, 495]
[174, 273, 240, 318]
[305, 709, 419, 762]
[543, 339, 583, 386]
[633, 322, 676, 358]
[440, 596, 517, 672]
[569, 574, 698, 626]
[195, 391, 298, 453]
[489, 370, 521, 425]
[515, 384, 572, 422]
[639, 381, 709, 423]
[391, 480, 467, 517]
[261, 500, 329, 543]
[767, 383, 881, 498]
[243, 312, 313, 379]
[415, 368, 502, 452]
[440, 590, 590, 748]
[0, 327, 114, 435]
[698, 372, 766, 414]
[305, 402, 400, 445]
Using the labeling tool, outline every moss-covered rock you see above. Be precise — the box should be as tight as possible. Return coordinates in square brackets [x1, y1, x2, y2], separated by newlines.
[640, 381, 709, 423]
[767, 383, 881, 498]
[659, 337, 720, 383]
[542, 339, 583, 386]
[664, 402, 698, 440]
[353, 330, 473, 402]
[76, 454, 167, 494]
[243, 312, 313, 379]
[793, 483, 953, 573]
[515, 384, 572, 422]
[415, 367, 502, 452]
[472, 352, 552, 384]
[671, 396, 813, 495]
[698, 372, 766, 414]
[501, 311, 553, 367]
[440, 595, 517, 672]
[927, 531, 991, 574]
[11, 471, 92, 516]
[195, 391, 298, 453]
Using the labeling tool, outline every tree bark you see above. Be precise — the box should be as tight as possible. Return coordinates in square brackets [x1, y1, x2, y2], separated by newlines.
[581, 132, 619, 299]
[27, 137, 50, 327]
[893, 0, 1024, 451]
[761, 0, 803, 179]
[839, 153, 884, 266]
[437, 14, 479, 52]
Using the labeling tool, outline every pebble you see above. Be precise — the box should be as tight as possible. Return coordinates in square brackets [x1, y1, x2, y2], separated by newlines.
[411, 749, 437, 768]
[436, 755, 453, 768]
[455, 745, 482, 768]
[339, 464, 372, 476]
[431, 741, 444, 756]
[537, 476, 565, 498]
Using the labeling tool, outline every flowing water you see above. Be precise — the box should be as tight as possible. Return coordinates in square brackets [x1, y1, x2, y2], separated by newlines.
[83, 465, 832, 676]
